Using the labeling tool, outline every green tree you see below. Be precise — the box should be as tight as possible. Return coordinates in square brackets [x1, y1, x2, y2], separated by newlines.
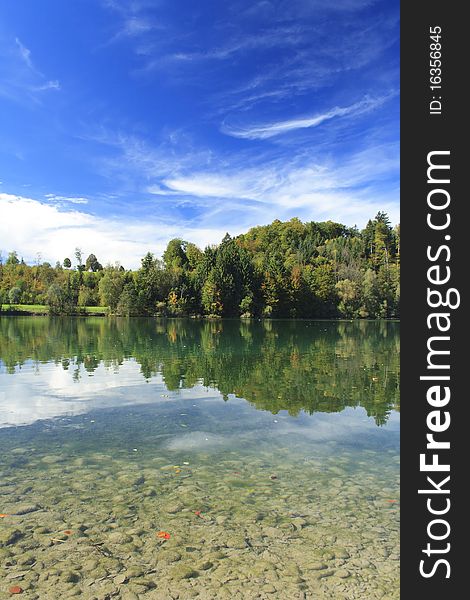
[209, 235, 255, 316]
[45, 283, 73, 314]
[186, 242, 204, 270]
[136, 253, 170, 314]
[77, 286, 98, 307]
[361, 269, 380, 318]
[116, 283, 139, 316]
[163, 239, 189, 272]
[8, 286, 22, 304]
[85, 253, 103, 272]
[6, 251, 20, 266]
[240, 294, 253, 316]
[75, 248, 85, 272]
[63, 257, 72, 269]
[335, 279, 361, 318]
[201, 271, 223, 316]
[98, 269, 125, 311]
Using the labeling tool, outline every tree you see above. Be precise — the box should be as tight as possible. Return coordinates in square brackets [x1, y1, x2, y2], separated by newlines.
[136, 253, 171, 314]
[85, 254, 103, 272]
[78, 286, 97, 307]
[8, 287, 22, 304]
[163, 239, 189, 272]
[361, 269, 380, 318]
[201, 272, 223, 316]
[240, 294, 253, 317]
[75, 248, 85, 272]
[45, 283, 73, 314]
[362, 212, 394, 269]
[335, 279, 360, 318]
[63, 257, 72, 269]
[98, 269, 125, 311]
[186, 243, 204, 270]
[209, 236, 255, 316]
[116, 283, 139, 316]
[6, 251, 20, 266]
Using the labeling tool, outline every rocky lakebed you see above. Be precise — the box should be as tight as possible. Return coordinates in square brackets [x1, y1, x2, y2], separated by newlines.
[0, 439, 399, 599]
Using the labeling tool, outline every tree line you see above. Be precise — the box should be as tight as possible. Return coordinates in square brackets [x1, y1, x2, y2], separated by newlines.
[0, 212, 399, 318]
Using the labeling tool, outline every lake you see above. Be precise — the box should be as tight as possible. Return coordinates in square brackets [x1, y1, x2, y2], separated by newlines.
[0, 317, 399, 599]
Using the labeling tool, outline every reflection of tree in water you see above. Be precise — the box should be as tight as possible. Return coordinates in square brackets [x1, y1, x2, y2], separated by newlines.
[0, 317, 399, 425]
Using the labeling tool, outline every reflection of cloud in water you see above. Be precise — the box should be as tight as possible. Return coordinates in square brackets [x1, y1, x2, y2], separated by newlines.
[265, 409, 399, 452]
[164, 431, 228, 451]
[0, 360, 399, 447]
[0, 360, 223, 428]
[161, 404, 399, 454]
[274, 408, 399, 439]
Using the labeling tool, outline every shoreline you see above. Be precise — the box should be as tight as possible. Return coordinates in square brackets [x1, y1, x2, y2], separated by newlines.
[0, 308, 399, 321]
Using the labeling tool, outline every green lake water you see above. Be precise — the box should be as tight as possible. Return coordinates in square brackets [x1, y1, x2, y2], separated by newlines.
[0, 318, 399, 600]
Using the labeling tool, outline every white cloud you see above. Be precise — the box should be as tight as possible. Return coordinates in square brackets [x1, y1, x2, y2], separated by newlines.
[15, 37, 33, 69]
[0, 37, 60, 103]
[156, 143, 399, 226]
[45, 194, 89, 205]
[222, 95, 389, 140]
[83, 124, 399, 235]
[0, 192, 227, 268]
[163, 173, 264, 200]
[165, 26, 305, 64]
[34, 80, 61, 91]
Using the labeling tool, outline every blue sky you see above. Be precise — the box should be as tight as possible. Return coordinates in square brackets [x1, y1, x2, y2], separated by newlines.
[0, 0, 399, 268]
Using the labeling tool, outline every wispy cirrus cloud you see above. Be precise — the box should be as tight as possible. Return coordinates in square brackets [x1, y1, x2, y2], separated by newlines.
[0, 35, 60, 104]
[222, 95, 392, 140]
[165, 26, 306, 64]
[101, 0, 164, 51]
[158, 144, 399, 217]
[87, 121, 398, 231]
[44, 194, 89, 205]
[15, 37, 34, 69]
[100, 0, 398, 129]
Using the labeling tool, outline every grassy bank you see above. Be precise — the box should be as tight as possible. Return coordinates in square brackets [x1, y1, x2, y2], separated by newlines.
[0, 304, 108, 316]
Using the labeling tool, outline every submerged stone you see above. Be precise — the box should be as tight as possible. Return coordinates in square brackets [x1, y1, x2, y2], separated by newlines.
[15, 504, 41, 515]
[169, 564, 200, 580]
[0, 528, 23, 545]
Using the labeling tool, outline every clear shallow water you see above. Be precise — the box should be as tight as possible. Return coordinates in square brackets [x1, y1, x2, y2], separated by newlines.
[0, 318, 399, 599]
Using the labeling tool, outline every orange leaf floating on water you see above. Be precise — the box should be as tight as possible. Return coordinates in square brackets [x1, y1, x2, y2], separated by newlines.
[63, 530, 74, 535]
[386, 499, 397, 503]
[9, 586, 23, 595]
[0, 514, 9, 518]
[157, 531, 171, 539]
[194, 510, 203, 518]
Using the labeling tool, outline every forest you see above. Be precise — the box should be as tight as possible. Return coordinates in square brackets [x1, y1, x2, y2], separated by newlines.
[0, 212, 399, 319]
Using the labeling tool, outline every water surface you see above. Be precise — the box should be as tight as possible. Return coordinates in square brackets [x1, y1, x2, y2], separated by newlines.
[0, 318, 399, 599]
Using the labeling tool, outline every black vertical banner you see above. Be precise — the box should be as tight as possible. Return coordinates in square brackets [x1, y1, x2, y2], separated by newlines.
[401, 3, 465, 598]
